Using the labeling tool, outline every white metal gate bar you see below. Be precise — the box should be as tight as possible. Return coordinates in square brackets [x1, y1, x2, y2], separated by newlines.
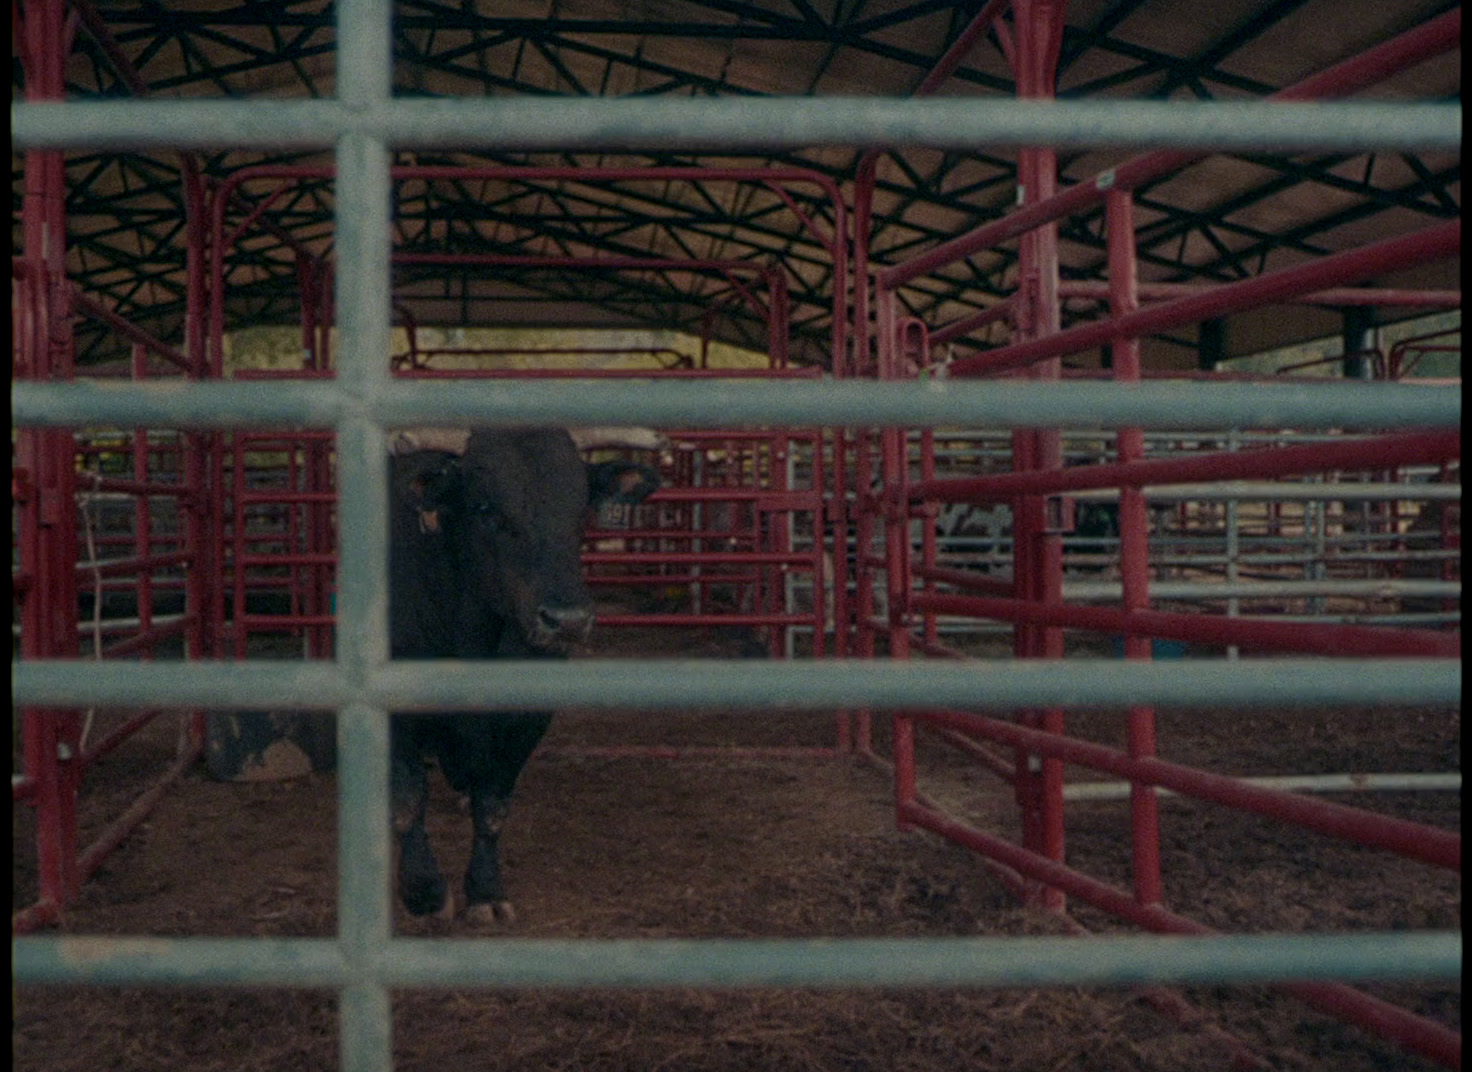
[10, 377, 1463, 430]
[12, 658, 1464, 712]
[12, 97, 1462, 153]
[332, 12, 396, 1067]
[14, 932, 1461, 990]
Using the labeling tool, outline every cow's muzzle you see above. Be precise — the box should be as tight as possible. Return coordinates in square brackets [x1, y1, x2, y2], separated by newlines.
[531, 603, 595, 649]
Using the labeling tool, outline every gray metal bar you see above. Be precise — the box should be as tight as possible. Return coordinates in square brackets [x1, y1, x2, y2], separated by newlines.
[1058, 579, 1460, 601]
[11, 98, 1461, 152]
[9, 661, 352, 708]
[14, 932, 1460, 989]
[11, 379, 1462, 431]
[12, 936, 348, 986]
[334, 2, 395, 1061]
[332, 136, 394, 679]
[1064, 772, 1462, 801]
[336, 704, 392, 943]
[1068, 483, 1461, 502]
[12, 659, 1462, 711]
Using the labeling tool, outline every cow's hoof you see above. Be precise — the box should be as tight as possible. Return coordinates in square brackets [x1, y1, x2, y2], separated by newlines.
[402, 879, 451, 919]
[464, 900, 516, 926]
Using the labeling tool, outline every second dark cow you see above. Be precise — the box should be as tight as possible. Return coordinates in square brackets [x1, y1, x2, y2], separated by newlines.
[389, 427, 659, 924]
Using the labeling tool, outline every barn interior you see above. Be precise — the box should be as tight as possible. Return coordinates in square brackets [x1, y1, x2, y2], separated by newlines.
[12, 2, 1462, 1071]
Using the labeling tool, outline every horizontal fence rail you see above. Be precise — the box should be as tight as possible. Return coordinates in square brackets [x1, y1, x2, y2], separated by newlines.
[14, 932, 1461, 990]
[13, 659, 1463, 712]
[10, 379, 1463, 431]
[12, 98, 1462, 153]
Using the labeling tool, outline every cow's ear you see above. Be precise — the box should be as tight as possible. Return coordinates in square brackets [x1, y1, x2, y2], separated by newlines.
[586, 461, 660, 508]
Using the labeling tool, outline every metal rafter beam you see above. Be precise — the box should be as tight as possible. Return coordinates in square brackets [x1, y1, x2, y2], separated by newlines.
[18, 2, 1459, 378]
[1231, 151, 1461, 220]
[1151, 0, 1314, 100]
[1059, 25, 1277, 99]
[396, 1, 1015, 94]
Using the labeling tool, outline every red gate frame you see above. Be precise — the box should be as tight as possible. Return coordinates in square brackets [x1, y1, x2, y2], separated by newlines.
[847, 4, 1461, 1066]
[205, 166, 852, 757]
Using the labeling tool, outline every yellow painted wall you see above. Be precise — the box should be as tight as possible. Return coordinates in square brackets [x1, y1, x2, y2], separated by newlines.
[225, 325, 771, 374]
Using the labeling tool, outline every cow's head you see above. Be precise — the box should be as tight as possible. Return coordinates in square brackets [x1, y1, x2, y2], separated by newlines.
[403, 428, 659, 653]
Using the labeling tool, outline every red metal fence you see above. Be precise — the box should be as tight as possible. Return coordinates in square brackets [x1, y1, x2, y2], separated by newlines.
[11, 5, 1462, 1065]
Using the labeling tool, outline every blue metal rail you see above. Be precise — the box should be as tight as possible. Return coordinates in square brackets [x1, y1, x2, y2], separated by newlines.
[10, 1, 1461, 1069]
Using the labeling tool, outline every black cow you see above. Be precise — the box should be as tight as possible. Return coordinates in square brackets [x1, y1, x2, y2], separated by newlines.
[389, 427, 659, 924]
[1069, 501, 1122, 569]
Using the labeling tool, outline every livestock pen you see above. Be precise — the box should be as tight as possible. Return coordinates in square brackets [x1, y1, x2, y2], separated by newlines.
[13, 2, 1461, 1071]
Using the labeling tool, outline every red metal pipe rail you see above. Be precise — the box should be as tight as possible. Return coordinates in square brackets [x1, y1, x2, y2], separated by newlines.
[589, 573, 758, 588]
[850, 12, 1463, 1067]
[11, 899, 61, 934]
[948, 221, 1460, 376]
[77, 616, 186, 638]
[912, 563, 1015, 598]
[71, 289, 190, 373]
[929, 297, 1020, 347]
[1057, 280, 1461, 309]
[75, 552, 193, 579]
[926, 724, 1017, 785]
[1390, 327, 1464, 380]
[398, 346, 692, 367]
[78, 709, 165, 772]
[74, 738, 203, 896]
[99, 618, 196, 660]
[904, 429, 1459, 504]
[586, 527, 750, 542]
[395, 366, 820, 379]
[595, 613, 814, 628]
[917, 701, 1458, 872]
[77, 476, 192, 499]
[544, 745, 843, 760]
[876, 8, 1462, 292]
[583, 551, 812, 566]
[1104, 185, 1167, 908]
[902, 799, 1461, 1068]
[915, 588, 1459, 657]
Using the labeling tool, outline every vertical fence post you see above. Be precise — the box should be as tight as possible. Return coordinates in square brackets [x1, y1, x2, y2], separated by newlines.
[1011, 0, 1069, 911]
[17, 0, 83, 919]
[1107, 188, 1165, 907]
[335, 2, 395, 1069]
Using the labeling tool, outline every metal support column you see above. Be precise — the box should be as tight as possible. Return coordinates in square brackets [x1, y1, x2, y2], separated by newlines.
[1010, 0, 1069, 912]
[16, 0, 83, 923]
[1107, 188, 1164, 908]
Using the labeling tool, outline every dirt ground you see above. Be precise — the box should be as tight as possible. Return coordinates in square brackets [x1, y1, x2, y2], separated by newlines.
[13, 624, 1461, 1072]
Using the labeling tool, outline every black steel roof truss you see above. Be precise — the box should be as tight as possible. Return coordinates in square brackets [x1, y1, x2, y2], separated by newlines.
[1152, 0, 1314, 100]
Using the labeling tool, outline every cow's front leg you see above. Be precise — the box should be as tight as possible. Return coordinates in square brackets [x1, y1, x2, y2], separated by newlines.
[463, 789, 516, 925]
[391, 742, 451, 919]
